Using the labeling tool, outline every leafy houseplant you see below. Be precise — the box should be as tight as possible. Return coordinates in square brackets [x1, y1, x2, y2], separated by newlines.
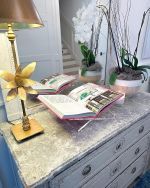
[109, 47, 150, 85]
[72, 0, 103, 82]
[97, 2, 150, 94]
[79, 42, 101, 76]
[109, 5, 150, 84]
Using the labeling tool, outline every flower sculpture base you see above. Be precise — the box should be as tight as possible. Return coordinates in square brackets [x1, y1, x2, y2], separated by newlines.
[11, 119, 44, 142]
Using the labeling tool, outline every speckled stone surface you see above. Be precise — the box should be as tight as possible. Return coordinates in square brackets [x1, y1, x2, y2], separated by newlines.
[0, 92, 150, 187]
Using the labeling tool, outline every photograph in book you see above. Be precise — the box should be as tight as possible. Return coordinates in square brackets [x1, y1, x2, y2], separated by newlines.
[32, 74, 76, 94]
[38, 83, 124, 119]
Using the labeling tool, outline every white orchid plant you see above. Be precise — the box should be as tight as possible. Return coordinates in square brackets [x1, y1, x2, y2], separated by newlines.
[72, 0, 103, 75]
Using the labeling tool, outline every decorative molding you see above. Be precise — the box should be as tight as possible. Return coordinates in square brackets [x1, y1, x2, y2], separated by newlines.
[0, 34, 22, 121]
[60, 12, 81, 63]
[142, 14, 150, 59]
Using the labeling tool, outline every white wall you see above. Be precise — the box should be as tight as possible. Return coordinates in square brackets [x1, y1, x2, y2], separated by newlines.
[60, 0, 91, 26]
[119, 0, 150, 91]
[60, 0, 91, 65]
[60, 0, 109, 80]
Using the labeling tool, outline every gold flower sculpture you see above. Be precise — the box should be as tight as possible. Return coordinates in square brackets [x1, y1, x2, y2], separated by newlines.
[0, 62, 38, 101]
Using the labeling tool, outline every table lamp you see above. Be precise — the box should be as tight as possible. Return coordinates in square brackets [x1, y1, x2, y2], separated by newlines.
[0, 0, 44, 142]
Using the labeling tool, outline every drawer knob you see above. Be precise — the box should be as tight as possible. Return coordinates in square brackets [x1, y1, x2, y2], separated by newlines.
[112, 167, 118, 175]
[135, 147, 140, 155]
[139, 126, 144, 134]
[116, 143, 122, 151]
[82, 165, 91, 176]
[131, 167, 136, 174]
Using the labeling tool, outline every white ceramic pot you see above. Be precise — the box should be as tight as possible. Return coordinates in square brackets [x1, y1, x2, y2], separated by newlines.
[79, 69, 101, 83]
[110, 78, 143, 96]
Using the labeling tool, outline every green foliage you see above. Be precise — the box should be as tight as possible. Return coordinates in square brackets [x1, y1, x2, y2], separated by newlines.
[118, 47, 150, 81]
[81, 67, 87, 76]
[109, 72, 118, 85]
[79, 42, 95, 67]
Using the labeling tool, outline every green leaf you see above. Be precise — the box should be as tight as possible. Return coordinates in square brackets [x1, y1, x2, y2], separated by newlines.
[137, 65, 150, 69]
[120, 48, 126, 67]
[80, 44, 88, 58]
[109, 72, 118, 85]
[133, 56, 138, 69]
[81, 67, 87, 76]
[137, 68, 148, 81]
[123, 59, 134, 68]
[87, 50, 95, 66]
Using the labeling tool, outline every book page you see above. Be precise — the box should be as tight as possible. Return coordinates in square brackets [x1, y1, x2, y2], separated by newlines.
[38, 95, 95, 119]
[32, 82, 55, 92]
[68, 83, 107, 103]
[68, 83, 123, 114]
[45, 74, 75, 91]
[85, 90, 123, 113]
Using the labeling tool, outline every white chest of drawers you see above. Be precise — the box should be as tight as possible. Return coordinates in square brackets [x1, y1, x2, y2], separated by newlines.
[0, 92, 150, 188]
[52, 115, 150, 188]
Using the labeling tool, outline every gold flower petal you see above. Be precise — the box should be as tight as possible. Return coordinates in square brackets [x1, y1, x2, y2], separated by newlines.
[6, 81, 17, 89]
[21, 62, 36, 78]
[0, 70, 15, 82]
[18, 87, 26, 101]
[21, 79, 36, 87]
[6, 89, 17, 101]
[25, 87, 38, 95]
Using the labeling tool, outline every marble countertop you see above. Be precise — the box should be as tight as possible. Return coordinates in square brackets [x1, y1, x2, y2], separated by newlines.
[1, 92, 150, 187]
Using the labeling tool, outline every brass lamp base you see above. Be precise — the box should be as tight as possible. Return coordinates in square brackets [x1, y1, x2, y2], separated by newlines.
[11, 119, 44, 142]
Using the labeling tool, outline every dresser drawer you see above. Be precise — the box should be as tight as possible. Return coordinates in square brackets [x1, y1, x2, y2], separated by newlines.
[82, 137, 148, 188]
[106, 152, 147, 188]
[53, 128, 150, 188]
[52, 115, 150, 188]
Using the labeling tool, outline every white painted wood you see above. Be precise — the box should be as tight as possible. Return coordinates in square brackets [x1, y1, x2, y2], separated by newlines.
[0, 0, 63, 121]
[142, 15, 150, 59]
[52, 114, 150, 188]
[82, 139, 148, 188]
[0, 34, 22, 121]
[106, 153, 147, 188]
[16, 0, 63, 81]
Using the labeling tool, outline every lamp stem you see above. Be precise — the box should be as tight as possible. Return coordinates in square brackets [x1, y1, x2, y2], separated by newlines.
[7, 24, 30, 131]
[7, 24, 18, 70]
[21, 100, 26, 116]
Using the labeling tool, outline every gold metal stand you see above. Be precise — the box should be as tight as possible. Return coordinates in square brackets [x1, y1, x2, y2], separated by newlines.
[7, 24, 44, 142]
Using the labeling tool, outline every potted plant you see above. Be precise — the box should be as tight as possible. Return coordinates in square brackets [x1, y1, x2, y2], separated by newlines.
[109, 47, 150, 96]
[78, 42, 102, 83]
[97, 3, 150, 96]
[72, 1, 103, 83]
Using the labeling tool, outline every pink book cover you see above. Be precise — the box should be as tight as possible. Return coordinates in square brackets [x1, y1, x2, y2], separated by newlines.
[38, 83, 124, 121]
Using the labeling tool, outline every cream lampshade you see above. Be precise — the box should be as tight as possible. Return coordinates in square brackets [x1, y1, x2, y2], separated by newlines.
[0, 0, 43, 29]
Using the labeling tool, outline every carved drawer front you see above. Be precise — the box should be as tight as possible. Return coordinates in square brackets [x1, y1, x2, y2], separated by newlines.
[106, 152, 147, 188]
[52, 115, 150, 188]
[82, 136, 148, 188]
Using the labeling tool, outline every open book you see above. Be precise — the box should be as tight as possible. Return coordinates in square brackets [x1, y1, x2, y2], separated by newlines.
[38, 83, 123, 119]
[32, 74, 76, 94]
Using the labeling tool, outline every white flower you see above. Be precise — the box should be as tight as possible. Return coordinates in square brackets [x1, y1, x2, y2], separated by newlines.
[72, 0, 101, 44]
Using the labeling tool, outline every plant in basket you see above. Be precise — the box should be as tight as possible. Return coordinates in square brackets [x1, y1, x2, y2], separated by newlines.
[72, 0, 103, 83]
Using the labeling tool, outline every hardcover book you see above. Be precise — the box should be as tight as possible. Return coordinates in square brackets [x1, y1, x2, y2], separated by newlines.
[38, 83, 124, 120]
[32, 74, 76, 94]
